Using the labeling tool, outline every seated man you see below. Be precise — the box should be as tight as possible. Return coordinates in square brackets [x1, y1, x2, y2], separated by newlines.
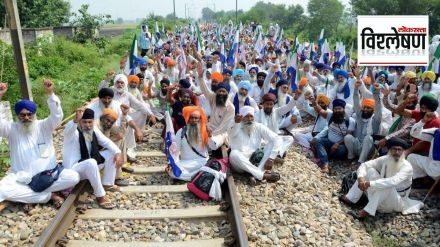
[97, 107, 130, 186]
[232, 80, 259, 115]
[344, 82, 382, 165]
[255, 93, 297, 160]
[340, 138, 423, 219]
[167, 106, 209, 181]
[229, 106, 282, 183]
[0, 81, 79, 210]
[63, 108, 123, 209]
[311, 99, 356, 173]
[197, 63, 235, 152]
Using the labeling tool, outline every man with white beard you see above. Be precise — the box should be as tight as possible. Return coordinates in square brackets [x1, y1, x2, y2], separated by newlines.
[229, 106, 282, 183]
[232, 80, 259, 115]
[340, 138, 423, 220]
[0, 81, 79, 210]
[167, 106, 209, 181]
[112, 74, 155, 161]
[63, 108, 123, 209]
[329, 69, 355, 116]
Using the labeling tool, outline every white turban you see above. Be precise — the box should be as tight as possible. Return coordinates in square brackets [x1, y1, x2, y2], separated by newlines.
[114, 74, 128, 85]
[239, 106, 255, 117]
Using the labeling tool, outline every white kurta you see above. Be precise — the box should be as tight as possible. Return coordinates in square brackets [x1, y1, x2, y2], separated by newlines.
[63, 121, 121, 197]
[0, 94, 80, 203]
[346, 156, 423, 216]
[168, 128, 209, 181]
[408, 125, 440, 179]
[228, 122, 281, 180]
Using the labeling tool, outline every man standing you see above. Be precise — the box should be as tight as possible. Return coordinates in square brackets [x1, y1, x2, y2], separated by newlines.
[168, 106, 209, 181]
[63, 108, 123, 209]
[229, 106, 282, 183]
[340, 138, 423, 219]
[0, 81, 79, 209]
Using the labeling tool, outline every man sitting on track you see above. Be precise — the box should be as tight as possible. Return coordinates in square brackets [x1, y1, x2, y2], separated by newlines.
[0, 81, 80, 211]
[229, 106, 282, 183]
[62, 108, 123, 209]
[167, 106, 210, 181]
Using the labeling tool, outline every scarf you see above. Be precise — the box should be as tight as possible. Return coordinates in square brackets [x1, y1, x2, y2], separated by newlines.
[433, 129, 440, 161]
[78, 127, 105, 164]
[234, 94, 250, 115]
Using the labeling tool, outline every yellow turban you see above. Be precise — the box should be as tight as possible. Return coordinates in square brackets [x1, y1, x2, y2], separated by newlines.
[316, 94, 330, 106]
[102, 108, 118, 120]
[298, 77, 308, 87]
[362, 98, 375, 109]
[405, 71, 417, 79]
[422, 71, 436, 81]
[148, 59, 154, 65]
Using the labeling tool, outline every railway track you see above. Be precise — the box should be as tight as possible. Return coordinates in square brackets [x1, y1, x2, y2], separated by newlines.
[34, 127, 248, 247]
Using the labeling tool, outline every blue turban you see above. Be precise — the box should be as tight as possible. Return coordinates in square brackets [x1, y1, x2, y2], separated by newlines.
[315, 63, 324, 70]
[332, 99, 346, 109]
[223, 68, 232, 75]
[333, 69, 349, 79]
[323, 64, 332, 71]
[15, 100, 37, 115]
[375, 70, 389, 80]
[249, 67, 259, 73]
[238, 80, 252, 92]
[179, 79, 191, 89]
[139, 58, 147, 65]
[232, 69, 245, 78]
[276, 79, 289, 88]
[217, 82, 231, 93]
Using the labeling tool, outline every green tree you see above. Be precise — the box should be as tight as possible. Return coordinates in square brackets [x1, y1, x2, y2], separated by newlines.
[201, 7, 216, 21]
[0, 0, 70, 28]
[351, 0, 440, 35]
[307, 0, 344, 40]
[70, 4, 112, 47]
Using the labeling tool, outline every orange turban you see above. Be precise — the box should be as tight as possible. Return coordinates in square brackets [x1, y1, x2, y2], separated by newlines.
[316, 94, 330, 106]
[167, 59, 176, 67]
[298, 77, 308, 87]
[362, 98, 375, 109]
[363, 76, 372, 86]
[128, 75, 140, 84]
[102, 108, 118, 120]
[182, 106, 208, 146]
[211, 72, 224, 83]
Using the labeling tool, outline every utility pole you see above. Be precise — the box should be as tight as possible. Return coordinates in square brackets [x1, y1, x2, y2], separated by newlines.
[173, 0, 176, 31]
[4, 0, 32, 100]
[235, 0, 238, 25]
[185, 3, 187, 20]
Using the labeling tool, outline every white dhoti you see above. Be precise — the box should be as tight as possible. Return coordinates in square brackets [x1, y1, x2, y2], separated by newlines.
[407, 154, 440, 179]
[346, 167, 422, 216]
[278, 135, 293, 157]
[294, 132, 313, 148]
[208, 132, 229, 150]
[0, 169, 80, 204]
[71, 150, 116, 198]
[169, 157, 208, 181]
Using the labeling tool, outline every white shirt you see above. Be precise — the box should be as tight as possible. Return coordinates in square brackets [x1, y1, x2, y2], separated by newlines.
[87, 99, 132, 127]
[62, 121, 121, 167]
[255, 98, 297, 134]
[175, 128, 209, 161]
[0, 94, 63, 176]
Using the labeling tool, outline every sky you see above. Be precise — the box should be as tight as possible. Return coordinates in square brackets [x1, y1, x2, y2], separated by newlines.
[69, 0, 351, 20]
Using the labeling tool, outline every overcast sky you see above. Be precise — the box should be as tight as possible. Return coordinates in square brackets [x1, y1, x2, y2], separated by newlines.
[69, 0, 351, 20]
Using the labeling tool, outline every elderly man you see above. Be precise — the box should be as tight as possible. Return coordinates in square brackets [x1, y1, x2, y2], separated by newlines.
[197, 63, 235, 151]
[255, 93, 297, 159]
[418, 71, 440, 100]
[63, 108, 123, 209]
[112, 74, 155, 160]
[233, 80, 258, 115]
[249, 71, 267, 105]
[0, 81, 79, 210]
[344, 82, 382, 165]
[329, 69, 355, 115]
[340, 138, 423, 219]
[312, 99, 356, 173]
[168, 106, 209, 181]
[229, 106, 282, 183]
[97, 107, 130, 186]
[294, 77, 314, 117]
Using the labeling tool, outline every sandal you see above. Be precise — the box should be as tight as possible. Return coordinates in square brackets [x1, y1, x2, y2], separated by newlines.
[115, 178, 129, 187]
[103, 185, 119, 192]
[121, 166, 134, 173]
[264, 172, 281, 183]
[98, 199, 116, 210]
[51, 193, 65, 209]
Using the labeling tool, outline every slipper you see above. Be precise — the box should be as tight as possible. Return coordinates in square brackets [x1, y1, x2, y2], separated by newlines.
[274, 157, 285, 165]
[103, 185, 119, 192]
[115, 178, 129, 187]
[265, 172, 281, 183]
[98, 199, 116, 210]
[121, 166, 134, 173]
